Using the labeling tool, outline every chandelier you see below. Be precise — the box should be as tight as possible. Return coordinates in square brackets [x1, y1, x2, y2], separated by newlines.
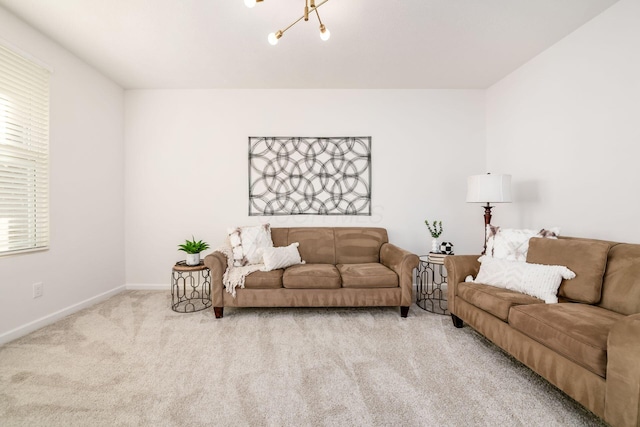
[244, 0, 332, 45]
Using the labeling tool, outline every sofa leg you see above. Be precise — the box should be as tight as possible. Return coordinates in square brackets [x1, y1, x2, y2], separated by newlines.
[214, 307, 224, 319]
[400, 306, 409, 318]
[451, 314, 463, 328]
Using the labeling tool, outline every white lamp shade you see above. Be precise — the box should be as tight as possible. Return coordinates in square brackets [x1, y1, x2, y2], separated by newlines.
[466, 174, 512, 203]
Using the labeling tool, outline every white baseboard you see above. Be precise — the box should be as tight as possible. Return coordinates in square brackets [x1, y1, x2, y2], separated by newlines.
[0, 285, 126, 346]
[126, 283, 168, 290]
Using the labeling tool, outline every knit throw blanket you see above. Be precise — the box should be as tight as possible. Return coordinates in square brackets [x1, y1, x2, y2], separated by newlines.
[215, 244, 265, 297]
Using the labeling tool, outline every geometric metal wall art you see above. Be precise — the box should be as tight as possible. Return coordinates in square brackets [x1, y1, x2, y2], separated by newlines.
[248, 137, 371, 216]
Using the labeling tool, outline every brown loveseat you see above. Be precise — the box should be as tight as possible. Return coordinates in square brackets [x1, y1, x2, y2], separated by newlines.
[444, 236, 640, 427]
[205, 227, 419, 319]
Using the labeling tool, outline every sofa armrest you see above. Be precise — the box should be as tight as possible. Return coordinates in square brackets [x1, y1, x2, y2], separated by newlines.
[204, 251, 227, 308]
[604, 313, 640, 427]
[443, 255, 480, 316]
[380, 243, 419, 307]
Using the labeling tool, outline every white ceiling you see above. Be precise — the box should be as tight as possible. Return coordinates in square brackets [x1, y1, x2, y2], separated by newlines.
[0, 0, 619, 89]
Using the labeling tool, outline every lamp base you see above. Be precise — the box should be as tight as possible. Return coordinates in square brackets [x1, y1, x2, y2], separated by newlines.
[482, 203, 493, 255]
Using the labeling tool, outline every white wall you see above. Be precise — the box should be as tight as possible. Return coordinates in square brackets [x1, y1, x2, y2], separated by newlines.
[125, 90, 486, 285]
[0, 8, 125, 342]
[486, 0, 640, 243]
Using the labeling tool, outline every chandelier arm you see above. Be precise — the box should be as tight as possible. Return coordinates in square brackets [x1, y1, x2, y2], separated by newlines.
[274, 0, 331, 38]
[280, 14, 306, 35]
[314, 6, 324, 26]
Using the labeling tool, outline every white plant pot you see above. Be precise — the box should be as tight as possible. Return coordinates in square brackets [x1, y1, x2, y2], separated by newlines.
[186, 253, 200, 266]
[431, 238, 439, 253]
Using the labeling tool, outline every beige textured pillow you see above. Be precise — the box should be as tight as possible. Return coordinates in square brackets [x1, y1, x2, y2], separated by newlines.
[474, 255, 575, 303]
[527, 238, 611, 304]
[261, 242, 305, 271]
[227, 224, 273, 266]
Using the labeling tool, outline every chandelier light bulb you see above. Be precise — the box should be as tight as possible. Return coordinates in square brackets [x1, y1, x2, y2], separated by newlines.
[252, 0, 333, 44]
[320, 25, 330, 41]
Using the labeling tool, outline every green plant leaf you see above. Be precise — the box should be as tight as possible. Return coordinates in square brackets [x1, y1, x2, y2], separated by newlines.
[178, 236, 210, 254]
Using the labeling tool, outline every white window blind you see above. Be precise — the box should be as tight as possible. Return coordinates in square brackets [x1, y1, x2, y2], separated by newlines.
[0, 43, 50, 255]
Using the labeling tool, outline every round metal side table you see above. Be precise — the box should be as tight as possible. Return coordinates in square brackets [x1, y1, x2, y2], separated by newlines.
[171, 261, 211, 313]
[415, 254, 449, 315]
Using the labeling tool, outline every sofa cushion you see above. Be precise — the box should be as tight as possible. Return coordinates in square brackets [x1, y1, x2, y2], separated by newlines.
[287, 228, 336, 264]
[509, 303, 624, 378]
[244, 269, 283, 289]
[337, 263, 398, 288]
[334, 228, 388, 264]
[458, 282, 544, 322]
[282, 264, 341, 289]
[527, 237, 611, 304]
[270, 228, 289, 247]
[599, 243, 640, 315]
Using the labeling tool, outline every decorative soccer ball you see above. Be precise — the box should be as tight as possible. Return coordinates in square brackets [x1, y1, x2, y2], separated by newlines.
[440, 242, 454, 255]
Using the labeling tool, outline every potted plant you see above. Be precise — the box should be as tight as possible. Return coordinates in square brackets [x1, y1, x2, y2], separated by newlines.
[424, 220, 443, 253]
[178, 236, 210, 266]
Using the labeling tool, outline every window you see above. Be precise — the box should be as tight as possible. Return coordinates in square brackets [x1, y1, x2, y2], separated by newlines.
[0, 43, 50, 255]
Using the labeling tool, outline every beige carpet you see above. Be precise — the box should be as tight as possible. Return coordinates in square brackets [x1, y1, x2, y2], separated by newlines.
[0, 290, 604, 426]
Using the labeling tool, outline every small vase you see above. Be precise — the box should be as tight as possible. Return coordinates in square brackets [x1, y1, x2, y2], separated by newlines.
[186, 253, 200, 266]
[431, 238, 439, 253]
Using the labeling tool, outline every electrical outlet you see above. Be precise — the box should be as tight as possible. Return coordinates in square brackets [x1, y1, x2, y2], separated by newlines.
[33, 282, 43, 298]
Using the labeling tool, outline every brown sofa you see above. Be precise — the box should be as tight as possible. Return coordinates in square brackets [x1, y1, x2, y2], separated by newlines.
[444, 236, 640, 427]
[205, 227, 419, 319]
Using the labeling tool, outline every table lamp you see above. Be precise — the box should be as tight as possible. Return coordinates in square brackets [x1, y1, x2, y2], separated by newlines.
[466, 173, 512, 254]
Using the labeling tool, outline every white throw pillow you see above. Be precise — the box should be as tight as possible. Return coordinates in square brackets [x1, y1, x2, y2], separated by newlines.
[474, 255, 575, 304]
[227, 224, 273, 266]
[486, 225, 560, 262]
[261, 242, 305, 271]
